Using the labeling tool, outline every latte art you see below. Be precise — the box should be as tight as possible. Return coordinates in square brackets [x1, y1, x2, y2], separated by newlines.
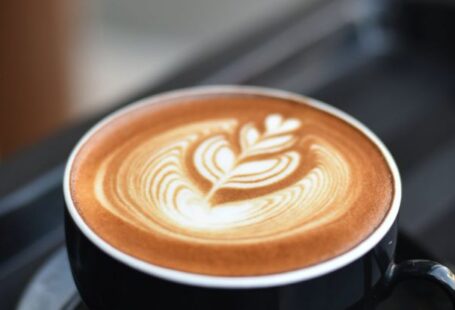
[197, 115, 301, 194]
[70, 91, 394, 276]
[95, 114, 351, 240]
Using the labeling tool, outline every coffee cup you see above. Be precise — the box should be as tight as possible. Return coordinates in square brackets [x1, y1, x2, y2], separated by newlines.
[64, 86, 455, 309]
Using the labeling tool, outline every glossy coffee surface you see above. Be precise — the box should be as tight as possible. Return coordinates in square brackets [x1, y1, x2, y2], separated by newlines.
[70, 92, 394, 276]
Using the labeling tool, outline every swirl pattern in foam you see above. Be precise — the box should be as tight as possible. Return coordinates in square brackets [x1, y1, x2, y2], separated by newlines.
[70, 92, 394, 276]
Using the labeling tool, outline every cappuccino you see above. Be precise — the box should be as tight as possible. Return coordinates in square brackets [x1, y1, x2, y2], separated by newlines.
[70, 89, 394, 276]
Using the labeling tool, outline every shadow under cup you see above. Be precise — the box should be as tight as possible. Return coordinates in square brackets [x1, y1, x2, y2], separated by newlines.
[63, 86, 455, 310]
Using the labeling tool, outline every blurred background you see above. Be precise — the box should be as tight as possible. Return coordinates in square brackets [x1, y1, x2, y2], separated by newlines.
[0, 0, 305, 158]
[1, 0, 455, 309]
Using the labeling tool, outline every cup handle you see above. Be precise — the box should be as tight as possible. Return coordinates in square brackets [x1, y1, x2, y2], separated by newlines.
[382, 260, 455, 305]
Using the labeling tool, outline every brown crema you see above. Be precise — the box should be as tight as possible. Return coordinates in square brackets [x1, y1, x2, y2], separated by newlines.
[70, 92, 394, 276]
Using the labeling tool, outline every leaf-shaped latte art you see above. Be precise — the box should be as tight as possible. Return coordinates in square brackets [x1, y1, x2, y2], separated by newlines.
[194, 114, 301, 202]
[94, 114, 353, 241]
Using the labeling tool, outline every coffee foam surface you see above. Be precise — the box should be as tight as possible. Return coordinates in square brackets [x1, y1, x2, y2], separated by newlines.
[70, 93, 394, 276]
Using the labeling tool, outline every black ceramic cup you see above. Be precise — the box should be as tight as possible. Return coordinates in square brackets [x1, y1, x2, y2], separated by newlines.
[64, 86, 455, 310]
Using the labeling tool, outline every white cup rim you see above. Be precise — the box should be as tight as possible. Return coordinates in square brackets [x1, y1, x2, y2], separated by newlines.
[64, 85, 402, 289]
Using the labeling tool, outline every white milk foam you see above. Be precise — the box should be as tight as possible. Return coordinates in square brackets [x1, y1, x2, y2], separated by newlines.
[94, 114, 351, 241]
